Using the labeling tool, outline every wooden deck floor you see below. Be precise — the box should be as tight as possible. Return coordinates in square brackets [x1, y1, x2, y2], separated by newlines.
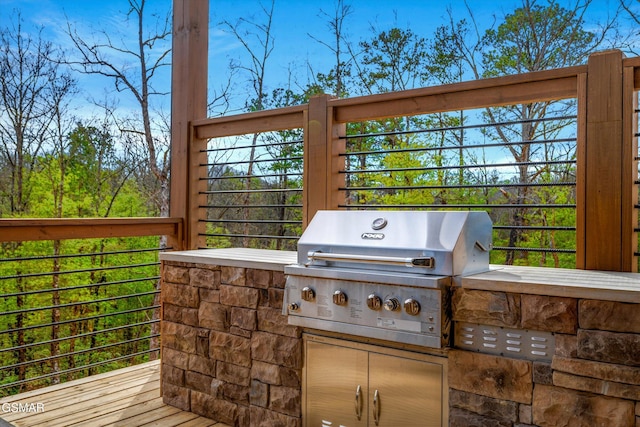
[0, 360, 230, 427]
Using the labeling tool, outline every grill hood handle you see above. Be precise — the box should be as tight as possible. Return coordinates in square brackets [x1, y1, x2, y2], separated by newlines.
[306, 251, 435, 269]
[474, 240, 490, 252]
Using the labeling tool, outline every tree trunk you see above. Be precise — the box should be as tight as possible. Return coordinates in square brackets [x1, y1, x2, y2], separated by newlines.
[149, 180, 170, 361]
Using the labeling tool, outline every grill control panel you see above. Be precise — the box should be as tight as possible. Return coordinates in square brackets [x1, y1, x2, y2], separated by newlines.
[284, 275, 449, 348]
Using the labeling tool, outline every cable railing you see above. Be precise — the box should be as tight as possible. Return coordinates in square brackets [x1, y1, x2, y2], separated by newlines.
[0, 218, 181, 397]
[185, 52, 640, 271]
[0, 238, 165, 396]
[340, 111, 578, 268]
[199, 133, 304, 250]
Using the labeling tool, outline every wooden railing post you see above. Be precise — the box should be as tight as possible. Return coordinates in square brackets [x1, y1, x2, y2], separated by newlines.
[303, 94, 346, 227]
[622, 58, 639, 272]
[578, 49, 636, 271]
[170, 0, 209, 250]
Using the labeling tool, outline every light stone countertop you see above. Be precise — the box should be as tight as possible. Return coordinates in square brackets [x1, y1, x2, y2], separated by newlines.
[462, 265, 640, 303]
[160, 248, 296, 271]
[160, 248, 640, 303]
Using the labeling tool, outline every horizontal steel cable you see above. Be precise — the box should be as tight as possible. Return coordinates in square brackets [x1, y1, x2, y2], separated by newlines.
[1, 291, 157, 317]
[342, 115, 577, 140]
[0, 334, 159, 371]
[0, 247, 165, 264]
[0, 262, 158, 281]
[0, 276, 159, 299]
[0, 348, 159, 391]
[0, 305, 159, 336]
[0, 320, 158, 354]
[203, 138, 302, 153]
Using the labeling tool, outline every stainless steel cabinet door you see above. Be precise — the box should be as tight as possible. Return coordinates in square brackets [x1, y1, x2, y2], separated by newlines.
[368, 353, 443, 427]
[305, 340, 369, 427]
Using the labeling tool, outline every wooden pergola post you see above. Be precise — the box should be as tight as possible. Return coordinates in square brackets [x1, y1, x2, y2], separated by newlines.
[169, 0, 209, 250]
[577, 50, 638, 271]
[303, 94, 346, 227]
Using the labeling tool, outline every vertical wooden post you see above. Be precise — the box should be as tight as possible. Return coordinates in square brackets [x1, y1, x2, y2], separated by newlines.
[578, 50, 636, 271]
[623, 61, 639, 271]
[575, 72, 587, 269]
[303, 95, 345, 227]
[169, 0, 209, 250]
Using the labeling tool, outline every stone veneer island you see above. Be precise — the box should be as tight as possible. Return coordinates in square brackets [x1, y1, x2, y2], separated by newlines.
[159, 248, 640, 427]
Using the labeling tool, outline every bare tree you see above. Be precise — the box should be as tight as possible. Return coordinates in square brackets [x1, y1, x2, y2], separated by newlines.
[42, 77, 76, 384]
[620, 0, 640, 56]
[65, 0, 171, 359]
[0, 10, 76, 386]
[437, 0, 615, 265]
[308, 0, 353, 98]
[65, 0, 171, 218]
[0, 12, 74, 216]
[221, 0, 276, 247]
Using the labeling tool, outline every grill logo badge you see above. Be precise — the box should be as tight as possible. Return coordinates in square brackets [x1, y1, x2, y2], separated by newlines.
[361, 232, 385, 240]
[371, 217, 388, 230]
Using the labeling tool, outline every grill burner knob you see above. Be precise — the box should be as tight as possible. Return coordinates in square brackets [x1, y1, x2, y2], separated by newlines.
[383, 298, 400, 312]
[333, 290, 348, 306]
[367, 294, 382, 310]
[301, 287, 315, 302]
[404, 298, 421, 316]
[288, 303, 300, 312]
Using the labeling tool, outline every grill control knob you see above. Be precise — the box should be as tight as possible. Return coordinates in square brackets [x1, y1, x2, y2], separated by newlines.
[333, 290, 348, 306]
[301, 287, 315, 302]
[288, 303, 300, 312]
[383, 298, 400, 312]
[367, 294, 382, 310]
[404, 298, 421, 316]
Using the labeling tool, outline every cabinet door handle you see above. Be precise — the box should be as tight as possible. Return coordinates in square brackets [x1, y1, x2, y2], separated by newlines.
[373, 389, 380, 425]
[355, 385, 362, 420]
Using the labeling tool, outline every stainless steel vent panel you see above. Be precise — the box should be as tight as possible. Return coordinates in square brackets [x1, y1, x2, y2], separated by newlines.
[454, 322, 555, 361]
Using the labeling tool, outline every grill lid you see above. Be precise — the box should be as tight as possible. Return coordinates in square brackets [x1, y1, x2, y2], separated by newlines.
[296, 210, 492, 277]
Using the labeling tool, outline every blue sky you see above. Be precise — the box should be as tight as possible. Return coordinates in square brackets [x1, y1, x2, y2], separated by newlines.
[0, 0, 636, 114]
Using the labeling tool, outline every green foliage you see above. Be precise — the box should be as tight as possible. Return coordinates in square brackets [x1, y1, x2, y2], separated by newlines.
[0, 236, 160, 397]
[482, 1, 597, 76]
[359, 27, 429, 93]
[0, 116, 159, 395]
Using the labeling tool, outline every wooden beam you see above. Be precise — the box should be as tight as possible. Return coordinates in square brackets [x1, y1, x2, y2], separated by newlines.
[193, 105, 306, 139]
[582, 50, 627, 271]
[331, 66, 583, 123]
[0, 218, 183, 243]
[170, 0, 209, 250]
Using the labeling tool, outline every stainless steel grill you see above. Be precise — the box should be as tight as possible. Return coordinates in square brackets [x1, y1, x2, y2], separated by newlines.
[283, 210, 492, 348]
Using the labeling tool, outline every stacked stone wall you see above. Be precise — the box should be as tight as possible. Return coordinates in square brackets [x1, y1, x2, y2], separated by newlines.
[160, 261, 302, 427]
[450, 289, 640, 427]
[160, 254, 640, 427]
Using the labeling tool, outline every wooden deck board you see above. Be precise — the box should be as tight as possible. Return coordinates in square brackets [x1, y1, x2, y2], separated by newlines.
[59, 391, 160, 426]
[4, 374, 162, 425]
[0, 361, 229, 427]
